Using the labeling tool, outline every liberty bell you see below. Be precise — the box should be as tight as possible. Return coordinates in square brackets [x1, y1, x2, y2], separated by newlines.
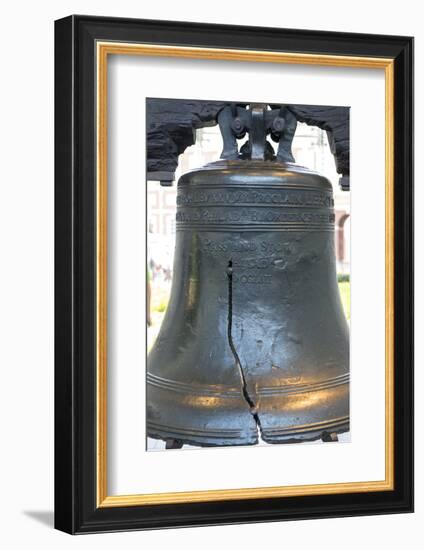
[147, 103, 349, 447]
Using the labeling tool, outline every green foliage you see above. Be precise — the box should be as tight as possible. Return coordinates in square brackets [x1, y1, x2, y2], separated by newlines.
[338, 281, 350, 320]
[154, 299, 168, 313]
[337, 273, 350, 283]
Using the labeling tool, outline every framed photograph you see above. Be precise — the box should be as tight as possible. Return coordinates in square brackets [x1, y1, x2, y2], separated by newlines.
[54, 15, 413, 534]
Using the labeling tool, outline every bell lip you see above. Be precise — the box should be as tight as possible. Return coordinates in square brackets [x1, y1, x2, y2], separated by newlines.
[146, 420, 350, 448]
[178, 159, 333, 191]
[146, 376, 350, 448]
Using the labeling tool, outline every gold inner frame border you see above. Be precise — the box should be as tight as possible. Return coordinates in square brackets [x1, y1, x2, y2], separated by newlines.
[95, 41, 395, 507]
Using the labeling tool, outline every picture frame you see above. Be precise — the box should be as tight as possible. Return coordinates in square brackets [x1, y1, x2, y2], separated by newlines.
[54, 15, 413, 534]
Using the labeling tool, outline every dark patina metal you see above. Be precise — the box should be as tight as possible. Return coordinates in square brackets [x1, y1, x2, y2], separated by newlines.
[147, 104, 349, 447]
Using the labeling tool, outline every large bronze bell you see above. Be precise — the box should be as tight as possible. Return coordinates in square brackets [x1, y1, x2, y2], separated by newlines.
[147, 104, 349, 447]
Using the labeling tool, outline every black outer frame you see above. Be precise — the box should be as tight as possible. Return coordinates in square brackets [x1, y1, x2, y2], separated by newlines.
[54, 15, 414, 534]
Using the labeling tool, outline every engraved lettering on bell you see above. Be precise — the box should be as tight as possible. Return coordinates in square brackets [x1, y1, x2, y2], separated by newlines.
[147, 101, 350, 448]
[177, 188, 333, 207]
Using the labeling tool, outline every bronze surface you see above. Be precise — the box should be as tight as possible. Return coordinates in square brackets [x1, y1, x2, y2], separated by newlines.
[147, 160, 349, 446]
